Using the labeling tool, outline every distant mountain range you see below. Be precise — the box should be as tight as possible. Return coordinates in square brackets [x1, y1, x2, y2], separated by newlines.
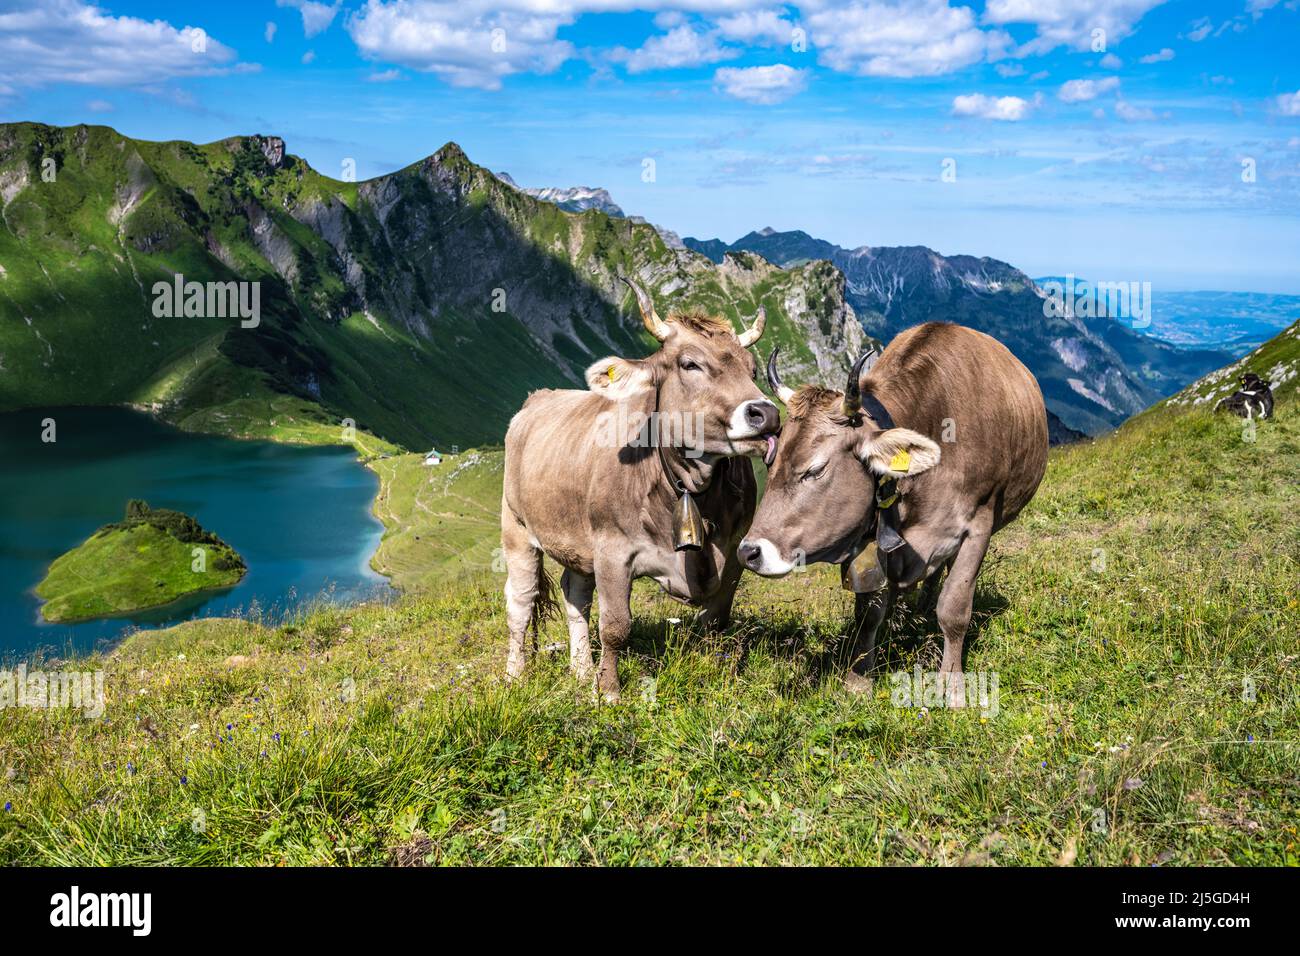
[493, 173, 625, 217]
[684, 230, 1233, 434]
[0, 122, 1264, 449]
[1033, 279, 1299, 356]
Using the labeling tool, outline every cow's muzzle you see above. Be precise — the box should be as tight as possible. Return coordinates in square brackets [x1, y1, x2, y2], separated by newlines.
[738, 537, 795, 577]
[728, 400, 781, 463]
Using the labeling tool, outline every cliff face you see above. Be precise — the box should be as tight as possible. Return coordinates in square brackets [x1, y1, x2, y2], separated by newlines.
[0, 124, 858, 448]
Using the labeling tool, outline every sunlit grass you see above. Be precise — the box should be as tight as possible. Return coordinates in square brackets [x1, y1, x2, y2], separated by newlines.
[1, 393, 1296, 865]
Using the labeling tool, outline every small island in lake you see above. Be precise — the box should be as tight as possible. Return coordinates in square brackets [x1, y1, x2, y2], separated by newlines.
[36, 500, 246, 623]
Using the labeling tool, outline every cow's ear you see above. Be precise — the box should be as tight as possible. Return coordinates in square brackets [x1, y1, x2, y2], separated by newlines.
[586, 356, 654, 399]
[857, 427, 941, 479]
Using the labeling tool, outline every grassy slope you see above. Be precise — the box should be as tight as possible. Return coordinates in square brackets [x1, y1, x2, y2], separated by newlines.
[368, 450, 504, 591]
[1, 350, 1296, 864]
[35, 523, 245, 623]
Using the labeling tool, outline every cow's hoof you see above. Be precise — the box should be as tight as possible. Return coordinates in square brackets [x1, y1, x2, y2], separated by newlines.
[843, 672, 874, 695]
[505, 659, 526, 682]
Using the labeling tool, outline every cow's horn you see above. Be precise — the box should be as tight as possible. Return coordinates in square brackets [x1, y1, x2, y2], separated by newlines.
[767, 346, 796, 404]
[620, 276, 670, 341]
[841, 349, 873, 418]
[737, 305, 766, 348]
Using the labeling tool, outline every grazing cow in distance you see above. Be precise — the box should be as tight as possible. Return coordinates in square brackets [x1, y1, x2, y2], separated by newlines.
[1216, 372, 1274, 420]
[739, 322, 1049, 704]
[501, 277, 780, 701]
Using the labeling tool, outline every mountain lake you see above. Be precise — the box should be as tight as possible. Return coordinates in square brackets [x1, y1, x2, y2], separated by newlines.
[0, 406, 389, 659]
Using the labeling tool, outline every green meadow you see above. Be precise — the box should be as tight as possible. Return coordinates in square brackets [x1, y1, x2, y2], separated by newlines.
[0, 327, 1295, 863]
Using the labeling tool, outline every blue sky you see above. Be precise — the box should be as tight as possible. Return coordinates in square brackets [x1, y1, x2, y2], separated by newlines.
[2, 0, 1299, 292]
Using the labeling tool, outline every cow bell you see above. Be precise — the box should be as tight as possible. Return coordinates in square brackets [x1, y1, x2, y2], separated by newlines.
[842, 541, 887, 593]
[672, 490, 706, 552]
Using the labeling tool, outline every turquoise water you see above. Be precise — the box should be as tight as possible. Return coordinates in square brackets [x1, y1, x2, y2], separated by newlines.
[0, 407, 390, 659]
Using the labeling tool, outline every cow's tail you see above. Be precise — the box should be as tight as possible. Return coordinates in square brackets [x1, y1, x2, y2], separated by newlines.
[530, 560, 559, 645]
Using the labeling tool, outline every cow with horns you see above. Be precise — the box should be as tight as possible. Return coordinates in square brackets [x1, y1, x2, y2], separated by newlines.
[501, 277, 781, 701]
[740, 322, 1049, 704]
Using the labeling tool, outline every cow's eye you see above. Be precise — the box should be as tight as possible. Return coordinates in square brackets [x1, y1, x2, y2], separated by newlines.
[679, 357, 703, 372]
[800, 461, 828, 481]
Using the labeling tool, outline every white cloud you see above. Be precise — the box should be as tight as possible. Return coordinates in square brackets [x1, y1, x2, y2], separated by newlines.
[614, 24, 738, 73]
[302, 50, 316, 64]
[653, 11, 687, 30]
[346, 0, 576, 91]
[1115, 99, 1156, 121]
[86, 98, 113, 112]
[715, 9, 795, 46]
[803, 0, 1010, 78]
[0, 0, 240, 90]
[265, 22, 278, 43]
[714, 63, 808, 103]
[1139, 47, 1174, 63]
[951, 92, 1035, 120]
[1278, 90, 1300, 116]
[1100, 52, 1122, 68]
[277, 0, 342, 38]
[984, 0, 1169, 56]
[366, 68, 402, 82]
[1058, 76, 1120, 102]
[1186, 18, 1212, 41]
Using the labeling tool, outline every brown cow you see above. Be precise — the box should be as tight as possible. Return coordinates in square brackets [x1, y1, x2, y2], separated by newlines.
[739, 322, 1048, 704]
[502, 278, 780, 701]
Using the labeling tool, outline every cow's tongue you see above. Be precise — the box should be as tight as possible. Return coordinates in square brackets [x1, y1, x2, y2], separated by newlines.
[763, 434, 778, 467]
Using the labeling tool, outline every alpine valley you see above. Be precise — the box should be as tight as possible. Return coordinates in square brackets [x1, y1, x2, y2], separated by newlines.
[0, 121, 1239, 448]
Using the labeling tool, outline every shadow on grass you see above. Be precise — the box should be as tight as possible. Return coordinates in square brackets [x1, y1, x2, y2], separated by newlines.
[619, 573, 1012, 690]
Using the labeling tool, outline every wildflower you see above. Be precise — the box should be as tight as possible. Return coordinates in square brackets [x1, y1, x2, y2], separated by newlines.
[273, 733, 281, 743]
[180, 776, 188, 785]
[3, 802, 10, 812]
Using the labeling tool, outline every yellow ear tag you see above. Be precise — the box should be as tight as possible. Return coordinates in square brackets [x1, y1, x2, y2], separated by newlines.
[607, 365, 618, 382]
[889, 449, 911, 474]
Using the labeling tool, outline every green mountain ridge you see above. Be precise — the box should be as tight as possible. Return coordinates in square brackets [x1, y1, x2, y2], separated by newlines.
[0, 122, 862, 450]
